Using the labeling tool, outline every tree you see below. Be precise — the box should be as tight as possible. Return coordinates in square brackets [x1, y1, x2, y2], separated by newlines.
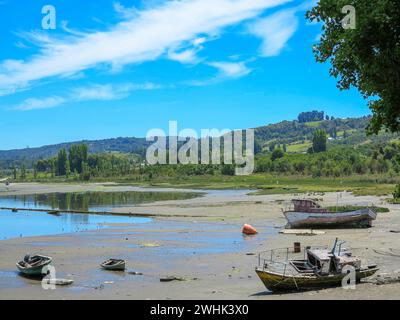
[221, 164, 235, 176]
[69, 144, 88, 174]
[268, 143, 276, 152]
[271, 148, 284, 161]
[393, 184, 400, 200]
[20, 164, 26, 180]
[12, 165, 17, 180]
[298, 111, 325, 123]
[56, 148, 68, 176]
[80, 162, 91, 181]
[254, 140, 262, 154]
[312, 129, 327, 153]
[307, 0, 400, 134]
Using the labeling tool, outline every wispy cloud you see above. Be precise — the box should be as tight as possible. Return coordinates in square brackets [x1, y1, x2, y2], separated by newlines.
[14, 96, 65, 111]
[168, 48, 201, 64]
[72, 82, 161, 101]
[248, 8, 298, 57]
[208, 61, 252, 79]
[12, 82, 161, 111]
[0, 0, 291, 96]
[189, 60, 252, 86]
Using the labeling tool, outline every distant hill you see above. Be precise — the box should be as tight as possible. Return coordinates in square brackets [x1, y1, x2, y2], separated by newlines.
[0, 137, 150, 169]
[1, 114, 398, 169]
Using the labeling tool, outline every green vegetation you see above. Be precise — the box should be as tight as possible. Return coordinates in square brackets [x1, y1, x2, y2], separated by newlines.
[311, 129, 327, 153]
[326, 205, 390, 213]
[307, 0, 400, 134]
[298, 110, 325, 123]
[2, 112, 400, 198]
[393, 184, 400, 201]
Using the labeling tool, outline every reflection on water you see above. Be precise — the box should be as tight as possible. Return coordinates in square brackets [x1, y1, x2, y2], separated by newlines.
[0, 191, 200, 212]
[0, 191, 200, 240]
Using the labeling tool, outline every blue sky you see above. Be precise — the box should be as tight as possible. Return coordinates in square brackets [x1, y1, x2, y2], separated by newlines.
[0, 0, 370, 150]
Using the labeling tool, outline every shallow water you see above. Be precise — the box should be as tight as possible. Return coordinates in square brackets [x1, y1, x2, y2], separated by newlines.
[0, 190, 199, 240]
[0, 209, 151, 240]
[0, 190, 200, 212]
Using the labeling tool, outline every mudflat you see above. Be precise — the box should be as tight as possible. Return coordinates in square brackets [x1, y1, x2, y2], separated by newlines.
[0, 182, 400, 300]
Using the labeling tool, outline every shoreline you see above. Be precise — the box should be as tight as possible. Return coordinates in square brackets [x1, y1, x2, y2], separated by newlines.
[0, 182, 400, 300]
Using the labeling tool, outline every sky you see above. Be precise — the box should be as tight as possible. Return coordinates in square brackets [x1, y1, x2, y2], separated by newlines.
[0, 0, 370, 150]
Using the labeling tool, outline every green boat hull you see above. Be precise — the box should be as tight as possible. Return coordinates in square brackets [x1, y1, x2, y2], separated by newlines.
[256, 267, 379, 292]
[16, 256, 53, 276]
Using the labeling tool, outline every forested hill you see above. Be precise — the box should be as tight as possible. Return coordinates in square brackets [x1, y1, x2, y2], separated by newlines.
[0, 137, 150, 168]
[1, 113, 398, 168]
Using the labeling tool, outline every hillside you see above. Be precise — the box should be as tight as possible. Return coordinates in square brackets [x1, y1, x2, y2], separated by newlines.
[1, 114, 399, 169]
[0, 137, 150, 169]
[255, 115, 399, 153]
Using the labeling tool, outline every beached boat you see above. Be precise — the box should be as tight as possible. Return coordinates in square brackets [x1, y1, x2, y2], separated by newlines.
[100, 259, 126, 271]
[283, 199, 377, 228]
[255, 238, 378, 292]
[16, 254, 53, 276]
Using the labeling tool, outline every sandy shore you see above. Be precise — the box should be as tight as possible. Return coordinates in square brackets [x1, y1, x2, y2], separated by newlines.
[1, 182, 400, 300]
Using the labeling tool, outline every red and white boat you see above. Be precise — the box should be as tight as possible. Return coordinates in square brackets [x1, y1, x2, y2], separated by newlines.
[283, 199, 377, 229]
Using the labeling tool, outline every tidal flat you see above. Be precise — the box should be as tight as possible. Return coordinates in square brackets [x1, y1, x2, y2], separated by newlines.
[0, 183, 400, 300]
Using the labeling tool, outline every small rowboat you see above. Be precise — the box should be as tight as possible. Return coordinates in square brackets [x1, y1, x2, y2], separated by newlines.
[16, 254, 53, 276]
[100, 259, 126, 271]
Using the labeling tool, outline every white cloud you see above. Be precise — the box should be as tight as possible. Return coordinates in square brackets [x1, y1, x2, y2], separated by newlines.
[189, 60, 252, 86]
[72, 82, 161, 101]
[13, 82, 161, 111]
[208, 61, 251, 78]
[168, 48, 201, 64]
[14, 96, 65, 111]
[0, 0, 291, 96]
[113, 1, 139, 20]
[248, 8, 298, 57]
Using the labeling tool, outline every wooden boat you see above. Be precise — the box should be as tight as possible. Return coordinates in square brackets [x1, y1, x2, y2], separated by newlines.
[283, 199, 377, 228]
[255, 238, 378, 292]
[16, 254, 53, 276]
[100, 259, 126, 271]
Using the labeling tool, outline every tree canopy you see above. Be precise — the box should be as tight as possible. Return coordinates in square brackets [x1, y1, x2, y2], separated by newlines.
[298, 111, 325, 123]
[312, 129, 327, 153]
[307, 0, 400, 134]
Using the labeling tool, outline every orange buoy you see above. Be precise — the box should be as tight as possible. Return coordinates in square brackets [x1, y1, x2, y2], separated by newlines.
[242, 224, 257, 235]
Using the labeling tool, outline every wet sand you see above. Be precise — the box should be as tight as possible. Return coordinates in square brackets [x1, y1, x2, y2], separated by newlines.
[1, 182, 400, 300]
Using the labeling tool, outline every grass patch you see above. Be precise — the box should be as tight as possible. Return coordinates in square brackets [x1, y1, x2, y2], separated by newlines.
[386, 198, 400, 204]
[304, 121, 322, 128]
[109, 174, 398, 197]
[286, 142, 312, 153]
[326, 205, 390, 213]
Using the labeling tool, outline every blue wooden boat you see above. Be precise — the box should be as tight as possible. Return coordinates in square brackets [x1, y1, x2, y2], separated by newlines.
[16, 254, 53, 276]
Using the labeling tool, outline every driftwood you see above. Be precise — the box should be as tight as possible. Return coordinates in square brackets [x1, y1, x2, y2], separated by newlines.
[0, 207, 208, 218]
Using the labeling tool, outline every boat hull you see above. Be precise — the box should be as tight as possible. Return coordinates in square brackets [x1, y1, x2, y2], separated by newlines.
[284, 209, 377, 229]
[101, 259, 126, 271]
[255, 267, 378, 292]
[16, 256, 53, 276]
